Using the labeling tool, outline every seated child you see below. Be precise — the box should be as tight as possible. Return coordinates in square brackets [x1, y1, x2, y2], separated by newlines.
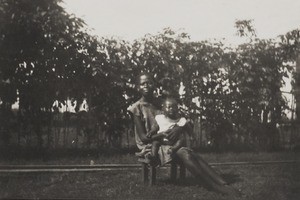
[145, 97, 188, 165]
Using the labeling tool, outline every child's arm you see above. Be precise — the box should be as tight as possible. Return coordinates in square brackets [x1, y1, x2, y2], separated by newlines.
[146, 123, 159, 138]
[150, 132, 165, 140]
[165, 125, 184, 142]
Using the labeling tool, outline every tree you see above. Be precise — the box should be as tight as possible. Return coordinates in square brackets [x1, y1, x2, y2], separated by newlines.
[0, 0, 95, 147]
[279, 28, 300, 121]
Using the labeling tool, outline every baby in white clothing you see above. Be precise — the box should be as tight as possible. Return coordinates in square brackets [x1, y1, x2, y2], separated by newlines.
[145, 97, 188, 165]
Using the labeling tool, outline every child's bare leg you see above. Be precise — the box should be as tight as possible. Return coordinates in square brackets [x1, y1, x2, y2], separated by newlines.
[151, 140, 161, 158]
[141, 142, 159, 165]
[143, 141, 161, 166]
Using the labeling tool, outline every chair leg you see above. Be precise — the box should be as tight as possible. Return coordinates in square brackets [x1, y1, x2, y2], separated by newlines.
[149, 166, 156, 186]
[170, 161, 177, 181]
[141, 163, 149, 184]
[179, 163, 186, 179]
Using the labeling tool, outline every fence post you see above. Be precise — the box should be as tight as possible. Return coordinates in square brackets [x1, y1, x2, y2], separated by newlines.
[294, 54, 300, 146]
[296, 55, 300, 122]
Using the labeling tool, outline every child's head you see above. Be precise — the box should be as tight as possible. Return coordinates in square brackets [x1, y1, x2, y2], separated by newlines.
[137, 72, 155, 97]
[162, 97, 179, 119]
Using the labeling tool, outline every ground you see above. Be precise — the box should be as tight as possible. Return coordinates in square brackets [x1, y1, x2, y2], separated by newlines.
[0, 151, 299, 199]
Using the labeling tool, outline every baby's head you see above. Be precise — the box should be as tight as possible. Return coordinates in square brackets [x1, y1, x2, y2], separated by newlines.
[162, 97, 179, 119]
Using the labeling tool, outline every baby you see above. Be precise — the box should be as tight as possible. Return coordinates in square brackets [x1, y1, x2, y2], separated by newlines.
[146, 97, 188, 165]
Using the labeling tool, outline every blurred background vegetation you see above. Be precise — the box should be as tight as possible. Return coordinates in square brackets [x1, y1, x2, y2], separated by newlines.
[0, 0, 300, 154]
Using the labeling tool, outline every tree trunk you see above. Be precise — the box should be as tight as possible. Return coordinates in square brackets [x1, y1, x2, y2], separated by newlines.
[47, 109, 53, 148]
[262, 108, 269, 124]
[55, 126, 60, 148]
[36, 123, 43, 149]
[126, 127, 130, 149]
[75, 123, 80, 149]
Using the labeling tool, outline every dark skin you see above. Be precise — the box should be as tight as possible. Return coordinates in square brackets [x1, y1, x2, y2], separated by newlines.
[148, 98, 186, 157]
[132, 76, 152, 144]
[132, 75, 184, 146]
[148, 125, 185, 157]
[132, 74, 238, 195]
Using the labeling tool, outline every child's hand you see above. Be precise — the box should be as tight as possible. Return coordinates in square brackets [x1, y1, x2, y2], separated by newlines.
[146, 132, 154, 138]
[167, 148, 173, 155]
[164, 129, 172, 135]
[165, 126, 181, 141]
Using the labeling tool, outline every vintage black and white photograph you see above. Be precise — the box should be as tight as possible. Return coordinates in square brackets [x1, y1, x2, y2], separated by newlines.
[0, 0, 299, 199]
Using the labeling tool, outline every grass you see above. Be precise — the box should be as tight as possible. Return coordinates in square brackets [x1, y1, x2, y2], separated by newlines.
[0, 151, 299, 199]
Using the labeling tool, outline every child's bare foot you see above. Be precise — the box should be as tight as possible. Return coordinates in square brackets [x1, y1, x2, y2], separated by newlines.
[135, 149, 150, 157]
[138, 152, 152, 164]
[135, 151, 146, 157]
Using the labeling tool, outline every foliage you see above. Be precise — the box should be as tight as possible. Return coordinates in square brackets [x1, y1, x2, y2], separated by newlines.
[0, 1, 299, 150]
[0, 0, 103, 147]
[235, 19, 257, 39]
[128, 27, 297, 150]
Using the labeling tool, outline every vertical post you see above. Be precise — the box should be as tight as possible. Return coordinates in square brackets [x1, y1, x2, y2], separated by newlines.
[141, 163, 148, 184]
[294, 54, 300, 148]
[170, 161, 177, 181]
[179, 163, 186, 179]
[199, 116, 202, 147]
[295, 55, 300, 122]
[126, 129, 130, 150]
[149, 166, 156, 186]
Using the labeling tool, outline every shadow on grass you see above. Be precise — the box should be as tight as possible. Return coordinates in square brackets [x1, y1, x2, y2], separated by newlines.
[221, 172, 243, 184]
[160, 171, 242, 187]
[162, 177, 200, 187]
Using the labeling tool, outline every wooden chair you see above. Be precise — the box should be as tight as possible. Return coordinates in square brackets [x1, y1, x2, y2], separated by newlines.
[139, 157, 186, 186]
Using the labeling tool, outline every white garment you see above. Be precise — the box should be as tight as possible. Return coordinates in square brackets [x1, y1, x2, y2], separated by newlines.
[155, 114, 187, 134]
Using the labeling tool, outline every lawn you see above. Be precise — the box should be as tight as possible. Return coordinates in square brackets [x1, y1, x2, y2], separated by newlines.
[0, 151, 299, 200]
